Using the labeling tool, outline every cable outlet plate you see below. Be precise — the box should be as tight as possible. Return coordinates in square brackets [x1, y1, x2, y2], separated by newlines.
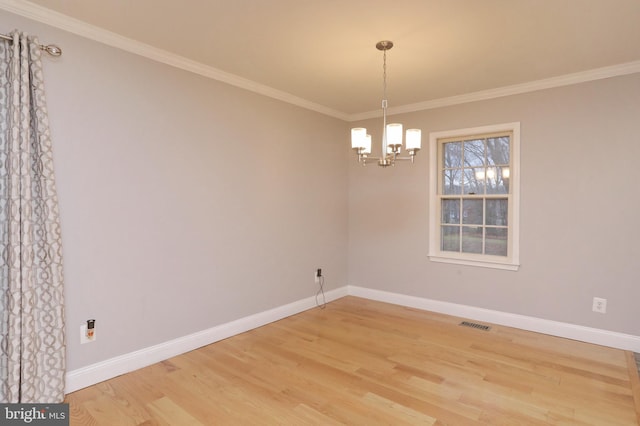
[592, 297, 607, 314]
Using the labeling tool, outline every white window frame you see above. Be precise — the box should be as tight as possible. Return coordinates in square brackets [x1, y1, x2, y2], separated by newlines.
[428, 122, 520, 271]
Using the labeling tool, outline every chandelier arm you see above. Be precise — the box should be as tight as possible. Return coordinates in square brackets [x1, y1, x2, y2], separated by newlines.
[390, 153, 418, 163]
[359, 157, 382, 166]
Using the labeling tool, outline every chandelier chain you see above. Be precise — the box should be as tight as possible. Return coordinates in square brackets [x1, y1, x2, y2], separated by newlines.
[381, 46, 388, 155]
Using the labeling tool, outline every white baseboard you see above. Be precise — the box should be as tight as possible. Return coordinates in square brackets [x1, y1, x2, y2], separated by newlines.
[66, 284, 640, 394]
[347, 286, 640, 353]
[65, 286, 348, 394]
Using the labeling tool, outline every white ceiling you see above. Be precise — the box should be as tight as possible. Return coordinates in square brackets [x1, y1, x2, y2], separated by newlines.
[9, 0, 640, 118]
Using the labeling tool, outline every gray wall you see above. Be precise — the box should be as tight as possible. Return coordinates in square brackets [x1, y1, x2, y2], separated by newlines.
[3, 9, 639, 375]
[0, 12, 349, 371]
[349, 73, 640, 336]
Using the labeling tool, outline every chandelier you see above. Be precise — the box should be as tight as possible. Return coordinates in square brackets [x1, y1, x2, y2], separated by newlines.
[351, 40, 421, 167]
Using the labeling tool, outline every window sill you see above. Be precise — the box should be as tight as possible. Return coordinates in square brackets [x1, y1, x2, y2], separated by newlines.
[428, 254, 520, 271]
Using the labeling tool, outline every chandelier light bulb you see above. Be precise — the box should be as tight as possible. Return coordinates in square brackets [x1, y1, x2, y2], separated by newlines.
[387, 123, 403, 148]
[351, 128, 367, 150]
[406, 129, 421, 151]
[364, 134, 372, 154]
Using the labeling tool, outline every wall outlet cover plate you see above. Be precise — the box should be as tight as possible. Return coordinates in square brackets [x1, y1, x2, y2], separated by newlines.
[80, 324, 97, 344]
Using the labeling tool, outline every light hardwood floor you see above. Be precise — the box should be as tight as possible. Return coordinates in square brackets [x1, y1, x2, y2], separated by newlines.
[65, 296, 640, 425]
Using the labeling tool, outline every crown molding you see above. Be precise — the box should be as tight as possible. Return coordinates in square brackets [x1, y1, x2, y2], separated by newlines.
[2, 0, 639, 123]
[0, 0, 350, 121]
[347, 60, 640, 122]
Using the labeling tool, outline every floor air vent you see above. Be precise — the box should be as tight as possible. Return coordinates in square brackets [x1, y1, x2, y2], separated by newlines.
[459, 321, 491, 331]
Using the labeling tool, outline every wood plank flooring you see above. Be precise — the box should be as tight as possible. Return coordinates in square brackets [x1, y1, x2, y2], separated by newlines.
[65, 296, 640, 425]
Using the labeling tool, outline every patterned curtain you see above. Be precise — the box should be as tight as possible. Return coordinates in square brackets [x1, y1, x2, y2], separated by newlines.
[0, 31, 65, 403]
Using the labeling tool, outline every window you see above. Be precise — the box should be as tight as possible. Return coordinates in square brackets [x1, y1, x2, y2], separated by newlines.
[429, 123, 520, 270]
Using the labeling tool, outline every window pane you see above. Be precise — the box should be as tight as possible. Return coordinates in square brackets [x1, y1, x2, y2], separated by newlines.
[443, 169, 461, 195]
[462, 226, 483, 254]
[486, 228, 508, 256]
[464, 139, 485, 167]
[443, 142, 462, 168]
[486, 166, 509, 194]
[441, 199, 460, 224]
[501, 166, 510, 193]
[487, 137, 510, 166]
[463, 168, 485, 195]
[441, 226, 460, 252]
[462, 199, 483, 225]
[486, 199, 508, 226]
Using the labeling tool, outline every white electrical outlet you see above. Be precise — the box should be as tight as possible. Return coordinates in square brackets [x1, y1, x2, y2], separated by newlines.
[80, 323, 97, 344]
[592, 297, 607, 314]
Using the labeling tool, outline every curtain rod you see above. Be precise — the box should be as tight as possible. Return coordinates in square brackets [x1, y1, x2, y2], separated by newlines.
[0, 33, 62, 56]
